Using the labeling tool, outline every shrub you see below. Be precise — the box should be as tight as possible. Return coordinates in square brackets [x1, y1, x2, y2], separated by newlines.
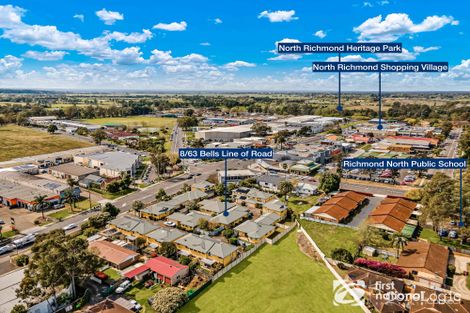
[83, 227, 98, 237]
[229, 237, 238, 246]
[448, 264, 456, 276]
[151, 287, 188, 313]
[354, 258, 407, 278]
[16, 254, 29, 267]
[179, 255, 191, 265]
[222, 229, 234, 239]
[331, 248, 353, 264]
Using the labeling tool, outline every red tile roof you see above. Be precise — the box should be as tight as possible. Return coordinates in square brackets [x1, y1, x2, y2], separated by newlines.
[125, 256, 188, 279]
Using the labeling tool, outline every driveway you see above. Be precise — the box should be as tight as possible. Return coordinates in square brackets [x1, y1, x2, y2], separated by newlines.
[348, 195, 385, 228]
[450, 253, 470, 300]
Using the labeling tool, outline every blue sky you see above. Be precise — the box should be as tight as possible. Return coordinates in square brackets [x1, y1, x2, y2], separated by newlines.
[0, 0, 468, 91]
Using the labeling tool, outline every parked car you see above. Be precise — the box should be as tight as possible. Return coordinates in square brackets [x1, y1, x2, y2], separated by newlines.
[449, 230, 458, 239]
[164, 221, 176, 227]
[63, 223, 77, 231]
[53, 203, 65, 209]
[0, 244, 15, 255]
[115, 280, 131, 294]
[438, 229, 449, 237]
[0, 219, 5, 225]
[13, 234, 35, 248]
[130, 300, 142, 311]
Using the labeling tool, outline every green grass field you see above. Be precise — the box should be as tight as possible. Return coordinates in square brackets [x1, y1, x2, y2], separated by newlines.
[288, 195, 319, 215]
[0, 125, 93, 162]
[180, 232, 361, 313]
[300, 220, 361, 257]
[83, 116, 176, 129]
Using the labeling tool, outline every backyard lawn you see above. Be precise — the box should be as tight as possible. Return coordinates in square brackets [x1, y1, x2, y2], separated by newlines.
[0, 125, 93, 162]
[420, 228, 470, 250]
[288, 195, 319, 215]
[300, 220, 361, 257]
[180, 232, 362, 313]
[83, 116, 176, 129]
[103, 268, 121, 281]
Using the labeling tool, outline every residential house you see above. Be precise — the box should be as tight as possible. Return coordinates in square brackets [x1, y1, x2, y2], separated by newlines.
[397, 241, 450, 288]
[368, 197, 418, 237]
[217, 169, 255, 183]
[88, 240, 140, 269]
[307, 191, 367, 223]
[294, 182, 318, 196]
[254, 213, 281, 225]
[145, 227, 186, 248]
[409, 286, 470, 313]
[209, 206, 250, 228]
[234, 220, 275, 244]
[167, 211, 211, 231]
[175, 233, 239, 266]
[108, 216, 159, 242]
[262, 199, 288, 218]
[86, 299, 134, 313]
[233, 187, 275, 209]
[256, 174, 283, 193]
[192, 180, 215, 193]
[199, 199, 235, 216]
[124, 256, 189, 285]
[140, 202, 177, 221]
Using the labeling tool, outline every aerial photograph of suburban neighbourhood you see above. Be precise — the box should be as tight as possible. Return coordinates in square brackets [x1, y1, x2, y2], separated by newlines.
[0, 1, 469, 313]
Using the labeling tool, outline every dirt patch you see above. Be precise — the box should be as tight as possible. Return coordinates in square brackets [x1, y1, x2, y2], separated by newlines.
[296, 232, 321, 262]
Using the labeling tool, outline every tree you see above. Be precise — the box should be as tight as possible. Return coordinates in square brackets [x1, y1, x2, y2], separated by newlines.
[279, 181, 294, 201]
[223, 228, 234, 239]
[106, 181, 121, 193]
[177, 116, 198, 130]
[47, 124, 58, 134]
[132, 201, 144, 216]
[441, 121, 453, 138]
[135, 237, 147, 251]
[63, 189, 75, 212]
[86, 212, 111, 229]
[318, 173, 341, 194]
[214, 183, 225, 196]
[156, 189, 168, 201]
[189, 138, 204, 148]
[159, 242, 177, 258]
[331, 248, 353, 264]
[17, 230, 101, 304]
[391, 235, 408, 258]
[460, 127, 470, 159]
[91, 129, 107, 144]
[198, 218, 209, 230]
[151, 152, 170, 179]
[250, 122, 271, 136]
[151, 287, 187, 313]
[102, 202, 119, 217]
[33, 195, 48, 219]
[10, 304, 27, 313]
[273, 130, 290, 150]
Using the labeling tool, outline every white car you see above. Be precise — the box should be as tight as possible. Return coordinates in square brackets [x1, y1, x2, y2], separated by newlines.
[164, 221, 176, 227]
[0, 244, 15, 255]
[130, 300, 142, 311]
[115, 280, 131, 294]
[62, 223, 77, 231]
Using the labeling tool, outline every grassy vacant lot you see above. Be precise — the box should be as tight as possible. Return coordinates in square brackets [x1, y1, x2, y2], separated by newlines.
[288, 195, 319, 215]
[300, 220, 361, 257]
[0, 125, 92, 162]
[83, 116, 176, 129]
[181, 232, 361, 313]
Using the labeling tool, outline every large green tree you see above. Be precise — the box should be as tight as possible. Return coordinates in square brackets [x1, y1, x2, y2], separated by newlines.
[460, 127, 470, 159]
[318, 172, 341, 194]
[279, 181, 294, 201]
[17, 230, 101, 306]
[250, 122, 271, 136]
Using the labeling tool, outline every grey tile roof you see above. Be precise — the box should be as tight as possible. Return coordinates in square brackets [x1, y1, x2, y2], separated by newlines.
[175, 234, 238, 259]
[199, 199, 235, 214]
[109, 215, 159, 235]
[234, 221, 275, 239]
[254, 213, 281, 225]
[141, 201, 176, 215]
[209, 206, 249, 226]
[167, 211, 211, 228]
[146, 227, 186, 243]
[256, 174, 284, 187]
[264, 199, 288, 212]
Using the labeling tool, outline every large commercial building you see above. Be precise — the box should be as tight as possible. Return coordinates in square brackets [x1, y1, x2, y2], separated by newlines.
[0, 171, 79, 210]
[195, 125, 252, 142]
[74, 151, 140, 178]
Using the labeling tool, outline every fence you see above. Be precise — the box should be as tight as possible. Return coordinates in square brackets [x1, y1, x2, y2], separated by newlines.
[211, 240, 265, 282]
[265, 223, 296, 245]
[300, 216, 359, 230]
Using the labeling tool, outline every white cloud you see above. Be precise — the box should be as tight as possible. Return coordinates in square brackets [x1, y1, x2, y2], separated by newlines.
[412, 46, 440, 53]
[378, 0, 389, 5]
[354, 13, 459, 41]
[269, 38, 302, 61]
[214, 18, 222, 24]
[73, 14, 84, 22]
[326, 55, 376, 62]
[102, 29, 153, 44]
[200, 42, 211, 46]
[95, 8, 123, 25]
[0, 55, 22, 74]
[363, 2, 373, 7]
[0, 5, 25, 28]
[377, 46, 440, 60]
[224, 61, 256, 71]
[153, 21, 187, 31]
[258, 10, 298, 23]
[23, 50, 68, 61]
[314, 30, 327, 38]
[148, 49, 216, 74]
[447, 59, 470, 79]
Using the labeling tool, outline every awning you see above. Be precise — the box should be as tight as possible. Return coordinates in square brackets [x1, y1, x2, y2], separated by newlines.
[178, 250, 190, 256]
[401, 224, 417, 238]
[126, 235, 136, 241]
[149, 243, 158, 249]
